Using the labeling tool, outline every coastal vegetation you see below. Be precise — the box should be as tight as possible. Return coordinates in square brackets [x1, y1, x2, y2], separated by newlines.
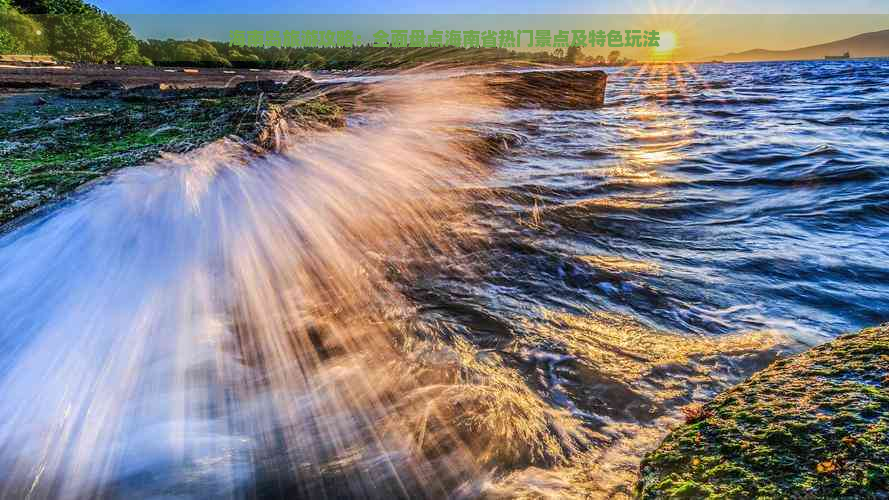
[1, 0, 634, 68]
[0, 0, 150, 64]
[0, 80, 344, 225]
[136, 40, 630, 69]
[638, 325, 889, 498]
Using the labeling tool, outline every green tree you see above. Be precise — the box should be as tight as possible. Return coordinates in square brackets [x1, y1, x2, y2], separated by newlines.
[51, 9, 114, 62]
[228, 49, 259, 66]
[11, 0, 149, 63]
[302, 51, 326, 69]
[119, 51, 151, 65]
[0, 30, 20, 53]
[12, 0, 89, 15]
[0, 5, 46, 53]
[102, 12, 138, 62]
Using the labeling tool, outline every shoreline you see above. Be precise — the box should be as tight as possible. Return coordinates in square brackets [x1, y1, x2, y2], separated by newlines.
[0, 74, 347, 230]
[637, 324, 889, 498]
[0, 68, 606, 230]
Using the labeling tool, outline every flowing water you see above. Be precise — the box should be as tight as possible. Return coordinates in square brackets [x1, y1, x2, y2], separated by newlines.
[1, 61, 888, 499]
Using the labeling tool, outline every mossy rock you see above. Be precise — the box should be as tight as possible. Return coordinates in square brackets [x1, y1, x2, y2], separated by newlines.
[638, 325, 889, 499]
[0, 82, 343, 227]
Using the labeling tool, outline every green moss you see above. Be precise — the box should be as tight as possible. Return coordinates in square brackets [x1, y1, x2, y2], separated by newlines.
[0, 89, 343, 226]
[637, 325, 889, 499]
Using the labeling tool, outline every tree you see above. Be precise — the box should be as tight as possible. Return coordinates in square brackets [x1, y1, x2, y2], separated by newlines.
[0, 5, 45, 53]
[102, 12, 139, 62]
[607, 50, 621, 65]
[228, 49, 259, 67]
[302, 51, 325, 69]
[119, 51, 151, 65]
[11, 0, 146, 63]
[12, 0, 90, 14]
[51, 9, 114, 62]
[0, 30, 19, 53]
[565, 45, 583, 64]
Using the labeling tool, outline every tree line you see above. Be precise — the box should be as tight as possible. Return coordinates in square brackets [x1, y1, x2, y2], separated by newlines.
[0, 0, 149, 64]
[136, 40, 579, 69]
[1, 0, 634, 69]
[137, 39, 633, 69]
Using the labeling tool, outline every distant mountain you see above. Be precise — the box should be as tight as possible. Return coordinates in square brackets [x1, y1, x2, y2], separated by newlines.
[716, 28, 889, 61]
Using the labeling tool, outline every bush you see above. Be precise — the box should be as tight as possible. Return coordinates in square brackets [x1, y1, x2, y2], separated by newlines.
[120, 51, 151, 66]
[0, 5, 45, 53]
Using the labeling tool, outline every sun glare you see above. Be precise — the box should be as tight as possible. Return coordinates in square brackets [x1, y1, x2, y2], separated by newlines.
[654, 31, 678, 54]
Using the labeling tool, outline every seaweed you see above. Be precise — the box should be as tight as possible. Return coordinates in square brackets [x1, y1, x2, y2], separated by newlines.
[637, 325, 889, 499]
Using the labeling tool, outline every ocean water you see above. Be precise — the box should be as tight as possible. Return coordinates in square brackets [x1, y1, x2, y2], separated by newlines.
[0, 61, 887, 498]
[474, 60, 889, 340]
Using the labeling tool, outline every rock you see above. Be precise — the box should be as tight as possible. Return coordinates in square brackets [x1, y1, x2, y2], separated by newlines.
[0, 81, 56, 89]
[128, 83, 179, 92]
[63, 79, 127, 99]
[33, 97, 48, 106]
[637, 324, 889, 498]
[1, 74, 346, 227]
[80, 80, 126, 92]
[282, 74, 316, 93]
[122, 83, 180, 102]
[254, 106, 284, 150]
[482, 70, 607, 109]
[233, 79, 281, 95]
[468, 130, 527, 161]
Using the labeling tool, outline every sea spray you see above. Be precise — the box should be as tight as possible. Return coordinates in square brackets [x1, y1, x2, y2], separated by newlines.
[0, 69, 799, 499]
[0, 77, 501, 499]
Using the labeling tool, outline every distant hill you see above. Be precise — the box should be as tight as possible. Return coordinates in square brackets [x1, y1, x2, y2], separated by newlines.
[717, 28, 889, 61]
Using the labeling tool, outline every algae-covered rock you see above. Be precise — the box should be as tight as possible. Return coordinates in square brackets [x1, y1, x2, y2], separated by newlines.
[0, 81, 344, 227]
[65, 80, 128, 99]
[282, 74, 316, 94]
[637, 325, 889, 499]
[233, 79, 281, 95]
[80, 80, 127, 92]
[121, 83, 181, 102]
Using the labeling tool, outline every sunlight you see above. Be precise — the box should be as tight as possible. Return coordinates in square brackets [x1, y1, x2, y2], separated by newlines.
[654, 31, 678, 54]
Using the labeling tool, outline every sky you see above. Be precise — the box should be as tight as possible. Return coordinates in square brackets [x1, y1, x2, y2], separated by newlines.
[85, 1, 889, 60]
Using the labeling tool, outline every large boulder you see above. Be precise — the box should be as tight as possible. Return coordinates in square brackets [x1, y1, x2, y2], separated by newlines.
[637, 325, 889, 498]
[233, 79, 281, 95]
[80, 79, 126, 92]
[481, 70, 607, 109]
[64, 79, 127, 99]
[282, 74, 316, 93]
[122, 83, 180, 102]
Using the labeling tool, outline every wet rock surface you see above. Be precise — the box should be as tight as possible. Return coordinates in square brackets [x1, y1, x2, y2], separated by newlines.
[0, 74, 344, 228]
[637, 325, 889, 498]
[80, 80, 127, 92]
[121, 83, 181, 102]
[482, 70, 607, 109]
[0, 69, 607, 229]
[0, 64, 292, 90]
[233, 79, 282, 95]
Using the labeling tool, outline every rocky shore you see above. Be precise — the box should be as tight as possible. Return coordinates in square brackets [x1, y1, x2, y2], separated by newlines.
[0, 68, 606, 229]
[637, 325, 888, 498]
[0, 75, 344, 227]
